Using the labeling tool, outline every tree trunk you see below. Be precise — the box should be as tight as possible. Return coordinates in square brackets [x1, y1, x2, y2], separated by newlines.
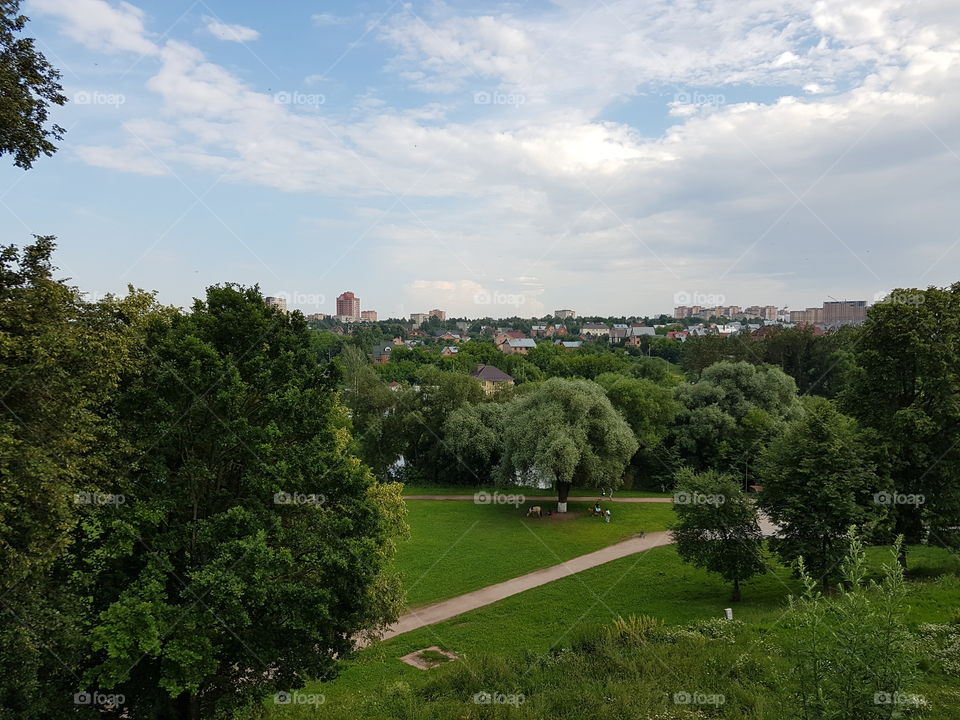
[731, 578, 741, 602]
[556, 481, 572, 513]
[176, 691, 198, 720]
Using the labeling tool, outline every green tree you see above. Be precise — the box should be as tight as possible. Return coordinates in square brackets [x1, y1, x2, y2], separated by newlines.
[594, 373, 679, 449]
[842, 286, 960, 560]
[0, 1, 67, 168]
[670, 361, 801, 483]
[81, 285, 406, 720]
[498, 378, 637, 511]
[670, 468, 766, 601]
[758, 397, 883, 586]
[0, 237, 154, 719]
[385, 366, 484, 484]
[443, 401, 506, 483]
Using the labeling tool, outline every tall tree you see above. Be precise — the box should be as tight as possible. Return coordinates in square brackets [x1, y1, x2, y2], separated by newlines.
[670, 468, 766, 601]
[81, 286, 406, 720]
[670, 361, 801, 484]
[498, 378, 637, 511]
[443, 401, 506, 484]
[0, 237, 152, 719]
[0, 1, 67, 168]
[842, 285, 960, 561]
[758, 397, 883, 586]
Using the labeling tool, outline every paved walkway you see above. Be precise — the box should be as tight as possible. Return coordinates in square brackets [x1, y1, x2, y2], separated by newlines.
[380, 531, 672, 641]
[377, 514, 778, 642]
[403, 495, 673, 502]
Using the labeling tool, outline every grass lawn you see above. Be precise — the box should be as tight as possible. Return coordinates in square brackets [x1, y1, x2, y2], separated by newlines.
[400, 483, 674, 497]
[266, 544, 960, 719]
[395, 499, 674, 606]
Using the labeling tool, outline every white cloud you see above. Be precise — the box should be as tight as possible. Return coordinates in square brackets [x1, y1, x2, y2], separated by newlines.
[29, 0, 157, 55]
[311, 13, 348, 27]
[38, 0, 960, 314]
[203, 16, 260, 43]
[75, 143, 168, 175]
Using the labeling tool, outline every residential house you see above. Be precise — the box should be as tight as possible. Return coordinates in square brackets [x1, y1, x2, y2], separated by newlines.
[494, 330, 527, 351]
[436, 331, 465, 343]
[554, 340, 583, 349]
[530, 324, 548, 337]
[371, 343, 393, 364]
[501, 338, 536, 355]
[440, 346, 459, 357]
[470, 364, 515, 395]
[579, 323, 610, 338]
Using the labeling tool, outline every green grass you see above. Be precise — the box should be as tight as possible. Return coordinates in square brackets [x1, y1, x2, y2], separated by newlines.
[400, 483, 673, 497]
[395, 499, 674, 606]
[268, 544, 960, 719]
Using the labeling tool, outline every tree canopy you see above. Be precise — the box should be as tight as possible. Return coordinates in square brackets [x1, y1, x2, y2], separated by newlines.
[497, 378, 638, 509]
[0, 1, 67, 168]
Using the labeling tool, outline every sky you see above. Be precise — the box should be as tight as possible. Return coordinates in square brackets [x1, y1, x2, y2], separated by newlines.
[2, 0, 958, 319]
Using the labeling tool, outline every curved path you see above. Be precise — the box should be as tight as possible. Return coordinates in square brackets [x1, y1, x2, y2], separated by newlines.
[380, 531, 672, 641]
[378, 514, 778, 642]
[403, 495, 673, 502]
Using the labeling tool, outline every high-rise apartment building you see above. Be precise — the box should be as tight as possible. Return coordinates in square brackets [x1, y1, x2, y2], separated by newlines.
[554, 309, 577, 319]
[790, 307, 824, 324]
[823, 300, 867, 325]
[360, 310, 378, 322]
[336, 291, 361, 320]
[264, 296, 288, 313]
[410, 312, 429, 326]
[429, 309, 446, 321]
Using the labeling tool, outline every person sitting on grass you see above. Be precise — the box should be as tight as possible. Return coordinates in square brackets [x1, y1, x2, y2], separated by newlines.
[594, 500, 603, 516]
[604, 508, 611, 523]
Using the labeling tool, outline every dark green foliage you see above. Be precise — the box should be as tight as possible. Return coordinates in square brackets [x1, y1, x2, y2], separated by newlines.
[843, 285, 960, 553]
[0, 1, 67, 168]
[671, 468, 766, 600]
[758, 398, 884, 585]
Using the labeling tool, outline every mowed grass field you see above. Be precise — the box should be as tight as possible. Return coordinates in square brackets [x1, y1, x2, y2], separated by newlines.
[400, 483, 674, 498]
[394, 499, 675, 606]
[267, 542, 960, 719]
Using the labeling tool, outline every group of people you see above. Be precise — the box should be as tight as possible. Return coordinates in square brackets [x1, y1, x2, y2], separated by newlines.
[593, 500, 612, 523]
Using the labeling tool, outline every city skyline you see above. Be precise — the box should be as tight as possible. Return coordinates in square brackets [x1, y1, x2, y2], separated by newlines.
[2, 1, 957, 318]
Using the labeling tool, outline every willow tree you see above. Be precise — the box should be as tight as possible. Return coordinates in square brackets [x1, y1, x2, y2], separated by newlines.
[498, 378, 637, 512]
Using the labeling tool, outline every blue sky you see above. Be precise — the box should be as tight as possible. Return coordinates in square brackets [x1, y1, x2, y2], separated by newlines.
[2, 0, 958, 318]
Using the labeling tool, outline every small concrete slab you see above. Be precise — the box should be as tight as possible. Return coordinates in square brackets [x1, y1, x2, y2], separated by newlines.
[399, 646, 459, 670]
